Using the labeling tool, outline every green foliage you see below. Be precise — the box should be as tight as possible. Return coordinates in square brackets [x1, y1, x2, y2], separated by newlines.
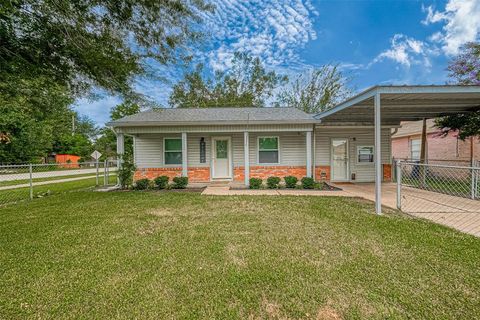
[169, 52, 287, 108]
[437, 42, 480, 138]
[249, 178, 263, 189]
[117, 154, 136, 189]
[154, 176, 170, 189]
[133, 179, 151, 191]
[301, 177, 315, 189]
[275, 65, 352, 113]
[172, 177, 188, 189]
[266, 176, 281, 189]
[284, 176, 298, 188]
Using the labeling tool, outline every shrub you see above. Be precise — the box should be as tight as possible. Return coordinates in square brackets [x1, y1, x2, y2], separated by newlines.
[284, 176, 298, 188]
[172, 176, 188, 189]
[301, 177, 315, 189]
[134, 178, 151, 190]
[249, 178, 263, 189]
[266, 176, 281, 189]
[154, 176, 169, 189]
[117, 154, 136, 189]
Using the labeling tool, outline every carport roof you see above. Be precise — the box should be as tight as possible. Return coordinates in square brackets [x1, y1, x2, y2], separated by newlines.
[315, 85, 480, 126]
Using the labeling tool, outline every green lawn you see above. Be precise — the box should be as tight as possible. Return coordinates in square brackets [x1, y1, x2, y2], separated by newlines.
[1, 191, 479, 319]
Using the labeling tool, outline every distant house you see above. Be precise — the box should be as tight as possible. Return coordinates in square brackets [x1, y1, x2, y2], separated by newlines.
[392, 119, 479, 165]
[55, 154, 81, 168]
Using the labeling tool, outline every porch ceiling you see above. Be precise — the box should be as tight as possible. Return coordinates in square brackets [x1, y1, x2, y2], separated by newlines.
[316, 85, 480, 125]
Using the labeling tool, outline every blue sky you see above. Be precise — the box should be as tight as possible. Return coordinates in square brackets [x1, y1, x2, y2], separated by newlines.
[75, 0, 480, 125]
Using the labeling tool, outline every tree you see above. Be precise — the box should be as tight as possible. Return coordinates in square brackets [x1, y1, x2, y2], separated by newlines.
[1, 0, 211, 99]
[95, 102, 141, 159]
[275, 65, 352, 113]
[436, 42, 480, 139]
[169, 52, 287, 108]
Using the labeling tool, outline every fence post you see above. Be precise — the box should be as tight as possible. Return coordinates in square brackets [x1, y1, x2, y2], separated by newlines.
[29, 164, 33, 200]
[104, 160, 108, 186]
[396, 160, 402, 210]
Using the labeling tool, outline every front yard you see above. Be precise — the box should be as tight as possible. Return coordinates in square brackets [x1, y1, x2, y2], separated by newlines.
[1, 190, 479, 319]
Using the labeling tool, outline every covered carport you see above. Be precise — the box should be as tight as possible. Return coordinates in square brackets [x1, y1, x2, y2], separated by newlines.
[316, 85, 480, 214]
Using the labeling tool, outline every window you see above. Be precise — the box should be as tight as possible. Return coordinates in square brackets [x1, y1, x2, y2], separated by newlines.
[258, 137, 279, 164]
[357, 146, 374, 163]
[164, 138, 182, 165]
[410, 139, 421, 160]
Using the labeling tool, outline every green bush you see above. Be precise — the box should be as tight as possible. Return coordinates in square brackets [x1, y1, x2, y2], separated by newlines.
[134, 178, 151, 190]
[266, 176, 281, 189]
[249, 178, 263, 189]
[117, 154, 136, 189]
[301, 177, 315, 189]
[154, 176, 169, 189]
[172, 176, 188, 189]
[284, 176, 298, 188]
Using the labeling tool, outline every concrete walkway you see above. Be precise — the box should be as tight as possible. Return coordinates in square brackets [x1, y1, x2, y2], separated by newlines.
[202, 183, 480, 237]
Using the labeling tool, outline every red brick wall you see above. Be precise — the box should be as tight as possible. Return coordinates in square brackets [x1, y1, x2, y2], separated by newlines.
[383, 164, 392, 181]
[233, 166, 307, 181]
[134, 167, 210, 183]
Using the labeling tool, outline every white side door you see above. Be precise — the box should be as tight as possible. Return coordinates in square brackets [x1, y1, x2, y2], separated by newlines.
[331, 138, 349, 181]
[212, 137, 231, 179]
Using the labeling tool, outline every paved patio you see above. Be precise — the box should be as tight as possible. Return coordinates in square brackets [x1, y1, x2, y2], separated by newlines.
[202, 182, 480, 237]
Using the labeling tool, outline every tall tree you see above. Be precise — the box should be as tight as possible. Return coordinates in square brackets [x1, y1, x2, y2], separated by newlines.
[436, 42, 480, 139]
[95, 102, 141, 159]
[169, 52, 287, 108]
[275, 65, 352, 113]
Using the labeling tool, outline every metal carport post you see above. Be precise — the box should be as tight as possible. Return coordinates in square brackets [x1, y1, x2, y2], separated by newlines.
[374, 93, 382, 214]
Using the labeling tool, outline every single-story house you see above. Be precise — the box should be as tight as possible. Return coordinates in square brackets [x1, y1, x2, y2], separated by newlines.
[108, 85, 480, 214]
[392, 119, 479, 165]
[107, 107, 392, 184]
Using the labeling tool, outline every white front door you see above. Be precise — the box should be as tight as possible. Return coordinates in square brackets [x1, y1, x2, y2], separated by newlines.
[212, 137, 231, 179]
[331, 138, 349, 181]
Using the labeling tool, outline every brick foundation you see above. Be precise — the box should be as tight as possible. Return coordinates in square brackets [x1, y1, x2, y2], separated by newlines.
[383, 164, 392, 181]
[234, 166, 307, 181]
[134, 167, 210, 183]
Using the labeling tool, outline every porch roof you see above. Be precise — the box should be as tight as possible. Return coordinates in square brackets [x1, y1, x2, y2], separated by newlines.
[107, 107, 316, 127]
[316, 85, 480, 126]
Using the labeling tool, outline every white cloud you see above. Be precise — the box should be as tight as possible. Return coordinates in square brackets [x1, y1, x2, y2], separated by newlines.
[373, 34, 435, 68]
[422, 0, 480, 55]
[198, 0, 318, 71]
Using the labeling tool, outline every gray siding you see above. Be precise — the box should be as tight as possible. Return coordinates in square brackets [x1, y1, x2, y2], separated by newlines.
[315, 127, 391, 182]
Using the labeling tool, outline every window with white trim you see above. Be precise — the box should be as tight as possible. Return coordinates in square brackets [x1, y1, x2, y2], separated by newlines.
[164, 138, 182, 165]
[410, 139, 421, 160]
[258, 137, 279, 164]
[357, 145, 374, 163]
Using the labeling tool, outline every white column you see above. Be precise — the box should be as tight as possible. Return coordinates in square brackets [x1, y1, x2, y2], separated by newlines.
[306, 131, 312, 177]
[374, 93, 382, 215]
[116, 132, 125, 155]
[244, 131, 250, 186]
[181, 132, 188, 177]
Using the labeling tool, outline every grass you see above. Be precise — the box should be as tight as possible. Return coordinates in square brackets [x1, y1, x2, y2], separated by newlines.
[1, 191, 479, 319]
[0, 174, 117, 205]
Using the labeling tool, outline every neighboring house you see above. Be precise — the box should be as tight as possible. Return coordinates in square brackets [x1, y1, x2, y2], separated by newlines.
[55, 154, 81, 168]
[108, 107, 392, 184]
[392, 119, 479, 164]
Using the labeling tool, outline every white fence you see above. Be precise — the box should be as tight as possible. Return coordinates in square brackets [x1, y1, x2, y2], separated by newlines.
[0, 161, 118, 206]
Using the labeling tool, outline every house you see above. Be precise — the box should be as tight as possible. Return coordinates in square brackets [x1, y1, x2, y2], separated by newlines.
[55, 154, 81, 168]
[392, 119, 479, 165]
[107, 85, 480, 214]
[107, 107, 392, 184]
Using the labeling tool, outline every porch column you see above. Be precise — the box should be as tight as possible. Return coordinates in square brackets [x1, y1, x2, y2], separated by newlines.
[116, 132, 124, 169]
[244, 131, 250, 186]
[374, 93, 382, 215]
[181, 132, 188, 177]
[306, 131, 312, 177]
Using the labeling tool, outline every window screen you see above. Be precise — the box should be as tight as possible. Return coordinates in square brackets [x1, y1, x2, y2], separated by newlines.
[357, 146, 374, 163]
[410, 139, 421, 160]
[258, 137, 279, 164]
[164, 138, 182, 165]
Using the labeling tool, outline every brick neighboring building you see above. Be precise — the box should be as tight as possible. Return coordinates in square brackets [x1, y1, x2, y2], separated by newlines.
[392, 119, 479, 165]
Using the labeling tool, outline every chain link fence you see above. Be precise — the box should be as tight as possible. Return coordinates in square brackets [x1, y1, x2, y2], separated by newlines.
[396, 161, 480, 214]
[0, 160, 118, 206]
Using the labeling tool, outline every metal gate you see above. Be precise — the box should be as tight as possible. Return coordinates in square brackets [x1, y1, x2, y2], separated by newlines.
[396, 161, 480, 213]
